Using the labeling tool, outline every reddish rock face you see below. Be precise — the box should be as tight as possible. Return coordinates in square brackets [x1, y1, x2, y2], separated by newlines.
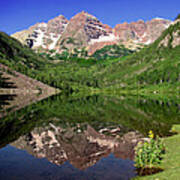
[145, 19, 171, 43]
[131, 20, 147, 37]
[114, 18, 171, 44]
[56, 11, 114, 52]
[46, 15, 68, 35]
[88, 41, 117, 55]
[114, 22, 132, 42]
[12, 12, 172, 54]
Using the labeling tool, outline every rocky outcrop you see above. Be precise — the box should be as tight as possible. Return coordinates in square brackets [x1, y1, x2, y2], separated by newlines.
[114, 18, 171, 45]
[158, 34, 171, 47]
[88, 41, 117, 55]
[172, 30, 180, 48]
[12, 15, 68, 50]
[158, 20, 180, 48]
[56, 11, 115, 53]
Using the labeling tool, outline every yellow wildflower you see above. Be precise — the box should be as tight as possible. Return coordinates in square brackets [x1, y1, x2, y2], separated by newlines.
[148, 130, 154, 139]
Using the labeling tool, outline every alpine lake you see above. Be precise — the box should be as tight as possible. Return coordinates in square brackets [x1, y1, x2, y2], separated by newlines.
[0, 93, 180, 180]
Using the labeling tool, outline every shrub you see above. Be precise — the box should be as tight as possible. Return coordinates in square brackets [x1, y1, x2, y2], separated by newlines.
[135, 130, 165, 169]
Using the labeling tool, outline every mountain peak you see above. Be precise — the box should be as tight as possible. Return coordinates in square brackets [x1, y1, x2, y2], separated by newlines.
[59, 14, 65, 18]
[12, 13, 172, 54]
[73, 11, 97, 20]
[48, 14, 68, 23]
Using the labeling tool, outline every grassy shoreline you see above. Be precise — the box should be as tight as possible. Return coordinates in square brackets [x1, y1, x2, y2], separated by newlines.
[135, 125, 180, 180]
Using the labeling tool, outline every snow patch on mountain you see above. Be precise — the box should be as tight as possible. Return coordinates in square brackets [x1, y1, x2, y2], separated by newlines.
[33, 29, 45, 47]
[89, 33, 116, 45]
[49, 34, 61, 49]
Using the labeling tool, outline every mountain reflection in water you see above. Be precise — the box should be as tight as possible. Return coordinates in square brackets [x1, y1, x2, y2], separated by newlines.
[11, 123, 142, 169]
[0, 94, 180, 179]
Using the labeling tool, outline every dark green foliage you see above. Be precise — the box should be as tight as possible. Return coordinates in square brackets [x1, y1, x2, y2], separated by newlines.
[40, 47, 89, 61]
[40, 45, 133, 61]
[91, 44, 134, 60]
[0, 31, 48, 69]
[66, 37, 75, 44]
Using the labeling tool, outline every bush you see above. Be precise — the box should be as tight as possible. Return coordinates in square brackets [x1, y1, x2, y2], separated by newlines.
[135, 131, 165, 169]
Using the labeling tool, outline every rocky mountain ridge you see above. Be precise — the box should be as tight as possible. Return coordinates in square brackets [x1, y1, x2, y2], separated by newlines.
[12, 11, 172, 55]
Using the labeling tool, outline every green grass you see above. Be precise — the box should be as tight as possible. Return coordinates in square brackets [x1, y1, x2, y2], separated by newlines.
[135, 125, 180, 180]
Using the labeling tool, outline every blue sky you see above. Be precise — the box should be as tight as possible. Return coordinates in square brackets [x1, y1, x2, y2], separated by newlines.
[1, 0, 180, 35]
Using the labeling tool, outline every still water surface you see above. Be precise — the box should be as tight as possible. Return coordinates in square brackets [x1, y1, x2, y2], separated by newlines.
[0, 94, 179, 180]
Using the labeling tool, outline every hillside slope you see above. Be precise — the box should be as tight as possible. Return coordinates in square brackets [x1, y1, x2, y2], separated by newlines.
[96, 19, 180, 94]
[0, 64, 57, 117]
[0, 33, 58, 115]
[0, 31, 48, 69]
